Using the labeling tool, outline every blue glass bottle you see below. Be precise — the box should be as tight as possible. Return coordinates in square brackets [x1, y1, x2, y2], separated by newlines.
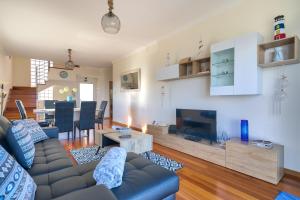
[241, 120, 249, 141]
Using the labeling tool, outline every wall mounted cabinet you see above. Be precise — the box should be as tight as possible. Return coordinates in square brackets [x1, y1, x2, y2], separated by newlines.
[156, 64, 180, 81]
[156, 57, 210, 81]
[210, 32, 263, 96]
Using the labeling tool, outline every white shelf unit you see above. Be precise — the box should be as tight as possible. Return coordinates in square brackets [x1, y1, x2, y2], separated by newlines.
[210, 32, 263, 96]
[156, 64, 180, 81]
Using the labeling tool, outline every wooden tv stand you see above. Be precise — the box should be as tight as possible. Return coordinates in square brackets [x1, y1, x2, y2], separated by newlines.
[147, 127, 226, 167]
[147, 125, 284, 184]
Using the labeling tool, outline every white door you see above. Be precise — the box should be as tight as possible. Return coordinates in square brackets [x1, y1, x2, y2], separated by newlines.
[80, 83, 94, 101]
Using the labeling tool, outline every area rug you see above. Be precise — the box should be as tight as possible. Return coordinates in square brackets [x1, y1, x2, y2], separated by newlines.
[275, 192, 300, 200]
[70, 146, 183, 172]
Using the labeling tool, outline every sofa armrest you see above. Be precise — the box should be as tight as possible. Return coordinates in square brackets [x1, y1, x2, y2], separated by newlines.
[53, 185, 117, 200]
[42, 127, 59, 138]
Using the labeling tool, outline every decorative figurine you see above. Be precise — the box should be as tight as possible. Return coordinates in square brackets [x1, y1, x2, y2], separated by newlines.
[274, 15, 286, 40]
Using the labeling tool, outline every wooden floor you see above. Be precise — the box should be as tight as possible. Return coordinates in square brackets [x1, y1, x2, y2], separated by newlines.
[60, 120, 300, 200]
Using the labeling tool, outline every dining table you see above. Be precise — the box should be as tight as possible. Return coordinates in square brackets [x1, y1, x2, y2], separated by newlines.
[33, 108, 98, 121]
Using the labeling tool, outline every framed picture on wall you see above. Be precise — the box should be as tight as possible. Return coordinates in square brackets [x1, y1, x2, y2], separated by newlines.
[121, 68, 141, 91]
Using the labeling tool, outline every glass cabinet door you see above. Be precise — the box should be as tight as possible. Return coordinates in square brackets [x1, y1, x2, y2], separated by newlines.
[211, 48, 234, 87]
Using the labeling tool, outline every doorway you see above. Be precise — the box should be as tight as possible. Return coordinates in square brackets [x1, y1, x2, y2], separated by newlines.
[80, 83, 94, 101]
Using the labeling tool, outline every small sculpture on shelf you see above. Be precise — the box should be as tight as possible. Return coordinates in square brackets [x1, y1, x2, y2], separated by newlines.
[0, 84, 7, 115]
[274, 15, 286, 40]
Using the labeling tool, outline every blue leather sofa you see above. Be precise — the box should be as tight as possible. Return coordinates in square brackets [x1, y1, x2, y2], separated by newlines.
[0, 116, 179, 200]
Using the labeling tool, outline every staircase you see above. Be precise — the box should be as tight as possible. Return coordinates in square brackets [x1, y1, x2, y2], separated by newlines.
[3, 87, 37, 120]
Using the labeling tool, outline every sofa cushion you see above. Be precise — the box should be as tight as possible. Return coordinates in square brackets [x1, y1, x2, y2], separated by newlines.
[27, 139, 73, 176]
[32, 161, 98, 200]
[93, 147, 127, 189]
[0, 145, 37, 200]
[13, 119, 49, 143]
[6, 123, 35, 169]
[0, 115, 11, 133]
[111, 153, 179, 200]
[0, 116, 12, 154]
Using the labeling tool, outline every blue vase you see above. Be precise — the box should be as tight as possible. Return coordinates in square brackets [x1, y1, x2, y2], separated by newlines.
[241, 120, 249, 141]
[66, 96, 73, 102]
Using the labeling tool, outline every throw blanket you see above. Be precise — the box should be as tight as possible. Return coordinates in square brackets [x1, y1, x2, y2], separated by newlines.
[93, 147, 127, 189]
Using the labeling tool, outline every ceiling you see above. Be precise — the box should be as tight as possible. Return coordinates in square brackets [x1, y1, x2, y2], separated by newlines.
[0, 0, 239, 68]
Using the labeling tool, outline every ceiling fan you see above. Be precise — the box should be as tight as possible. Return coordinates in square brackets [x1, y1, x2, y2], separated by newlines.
[53, 49, 80, 70]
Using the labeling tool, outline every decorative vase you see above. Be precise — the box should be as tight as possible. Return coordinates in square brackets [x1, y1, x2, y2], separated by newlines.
[66, 96, 73, 102]
[241, 120, 249, 141]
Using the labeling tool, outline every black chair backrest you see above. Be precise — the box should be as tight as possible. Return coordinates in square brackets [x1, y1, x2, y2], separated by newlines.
[15, 100, 27, 119]
[97, 101, 108, 119]
[55, 101, 74, 132]
[44, 100, 57, 120]
[79, 101, 97, 130]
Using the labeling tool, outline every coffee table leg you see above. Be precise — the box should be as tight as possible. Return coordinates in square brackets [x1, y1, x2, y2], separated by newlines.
[95, 146, 101, 155]
[145, 151, 151, 160]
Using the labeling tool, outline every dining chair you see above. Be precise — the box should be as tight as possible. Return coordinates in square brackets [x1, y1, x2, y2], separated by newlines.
[15, 100, 49, 127]
[44, 100, 57, 125]
[54, 101, 74, 140]
[95, 101, 108, 129]
[15, 100, 28, 119]
[74, 101, 96, 140]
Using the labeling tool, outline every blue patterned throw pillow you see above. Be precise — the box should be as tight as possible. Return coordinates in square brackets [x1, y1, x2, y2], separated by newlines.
[93, 147, 127, 189]
[6, 123, 35, 169]
[13, 119, 48, 143]
[0, 145, 36, 200]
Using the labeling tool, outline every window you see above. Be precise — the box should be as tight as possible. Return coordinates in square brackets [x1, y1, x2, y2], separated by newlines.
[80, 83, 94, 101]
[38, 86, 53, 100]
[31, 59, 53, 87]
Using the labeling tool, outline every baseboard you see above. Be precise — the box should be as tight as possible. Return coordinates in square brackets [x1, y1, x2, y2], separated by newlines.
[112, 121, 142, 132]
[284, 168, 300, 179]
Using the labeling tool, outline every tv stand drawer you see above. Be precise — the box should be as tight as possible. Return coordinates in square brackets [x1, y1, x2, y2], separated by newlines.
[148, 131, 226, 167]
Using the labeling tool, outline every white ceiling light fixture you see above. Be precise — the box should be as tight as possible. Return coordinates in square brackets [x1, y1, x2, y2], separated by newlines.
[101, 0, 121, 34]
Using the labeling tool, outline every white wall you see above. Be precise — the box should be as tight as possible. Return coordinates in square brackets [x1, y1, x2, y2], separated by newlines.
[113, 0, 300, 171]
[0, 41, 13, 112]
[11, 56, 31, 87]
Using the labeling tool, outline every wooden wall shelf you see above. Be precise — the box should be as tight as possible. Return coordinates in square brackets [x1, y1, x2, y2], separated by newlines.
[179, 57, 210, 79]
[258, 36, 300, 68]
[156, 57, 210, 81]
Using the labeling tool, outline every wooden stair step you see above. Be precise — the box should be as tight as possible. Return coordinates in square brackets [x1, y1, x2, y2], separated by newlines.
[12, 86, 36, 91]
[10, 90, 37, 95]
[6, 101, 36, 108]
[3, 112, 36, 118]
[5, 107, 35, 111]
[9, 94, 36, 99]
[4, 86, 37, 121]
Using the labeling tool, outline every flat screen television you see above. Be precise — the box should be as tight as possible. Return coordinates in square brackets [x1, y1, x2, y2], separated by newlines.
[176, 109, 217, 143]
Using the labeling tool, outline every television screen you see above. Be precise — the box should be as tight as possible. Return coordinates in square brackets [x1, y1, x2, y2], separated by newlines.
[176, 109, 217, 143]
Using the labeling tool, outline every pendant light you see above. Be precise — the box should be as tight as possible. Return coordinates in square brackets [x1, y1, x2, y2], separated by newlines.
[101, 0, 121, 34]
